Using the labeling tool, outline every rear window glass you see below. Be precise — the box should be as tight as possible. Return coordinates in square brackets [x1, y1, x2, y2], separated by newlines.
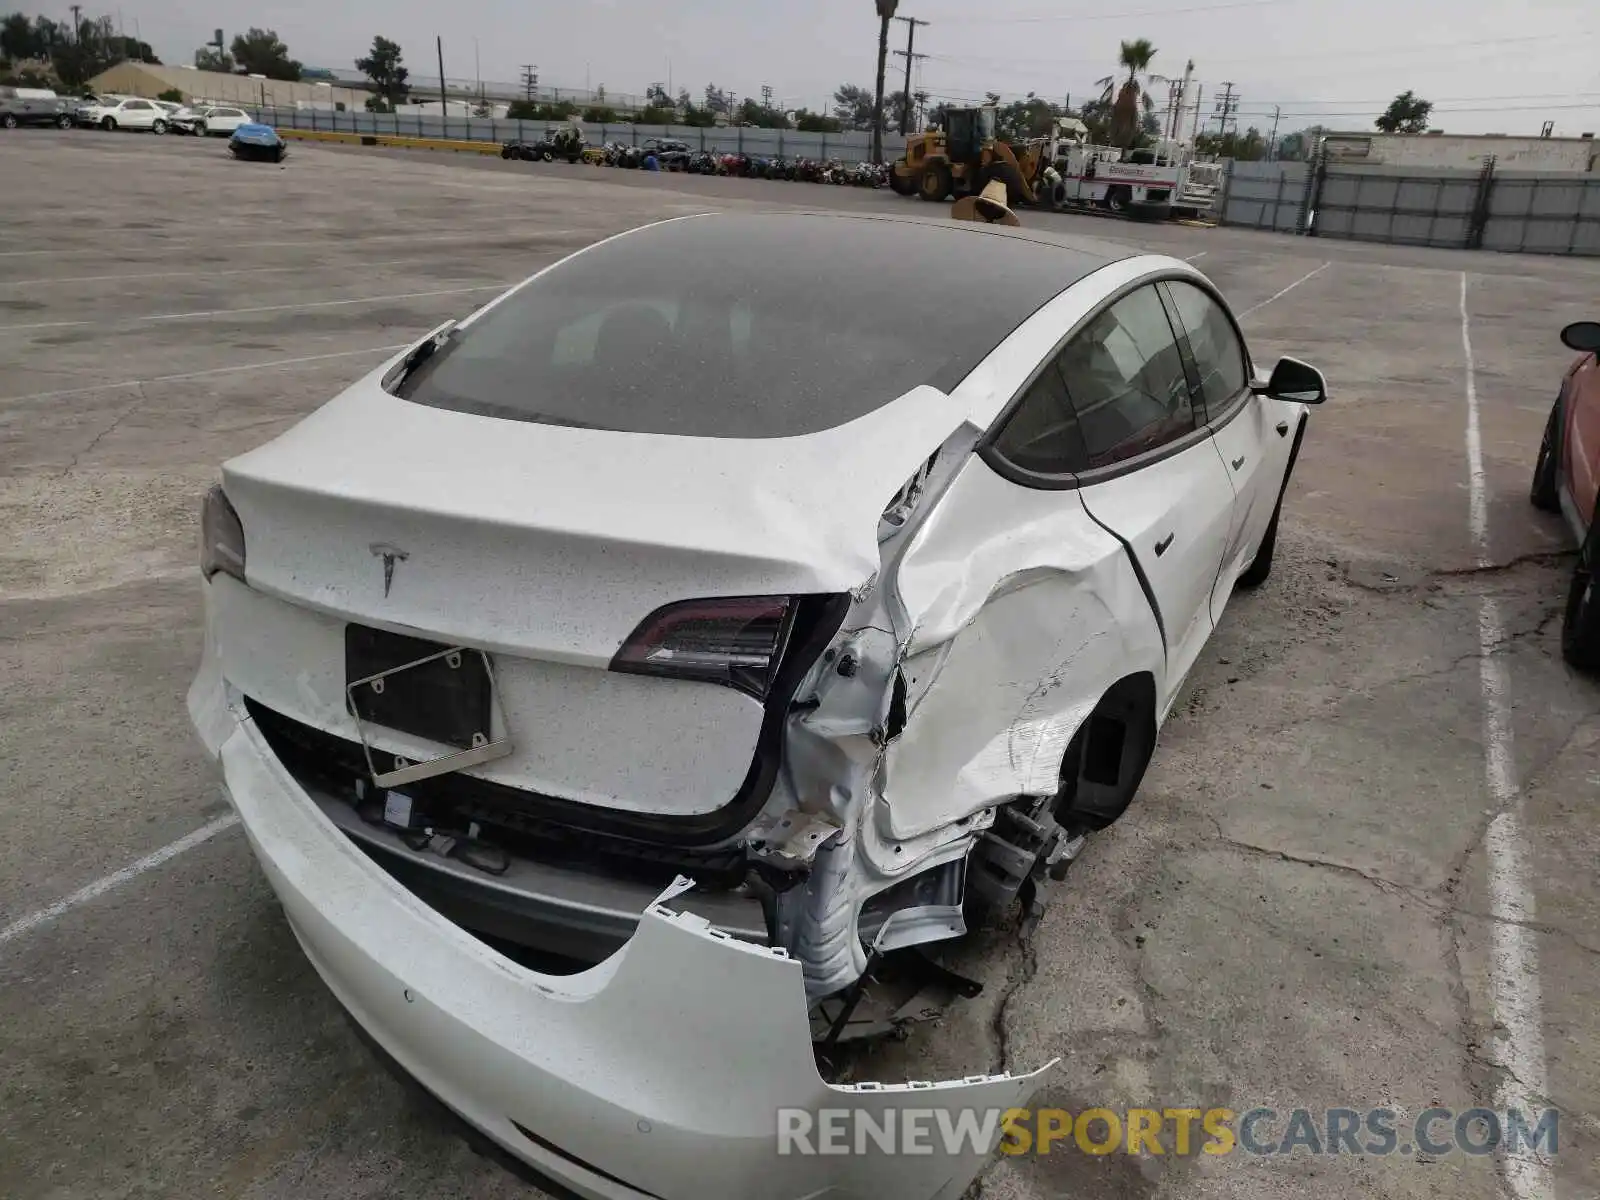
[394, 214, 1105, 438]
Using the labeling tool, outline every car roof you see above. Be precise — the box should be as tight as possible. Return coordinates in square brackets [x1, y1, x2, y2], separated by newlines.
[597, 211, 1135, 335]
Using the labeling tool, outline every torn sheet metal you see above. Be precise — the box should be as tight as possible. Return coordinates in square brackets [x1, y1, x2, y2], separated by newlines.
[881, 456, 1167, 841]
[209, 690, 1053, 1200]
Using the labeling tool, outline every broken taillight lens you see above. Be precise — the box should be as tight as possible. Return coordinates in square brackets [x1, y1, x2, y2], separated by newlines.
[611, 596, 796, 700]
[200, 484, 247, 583]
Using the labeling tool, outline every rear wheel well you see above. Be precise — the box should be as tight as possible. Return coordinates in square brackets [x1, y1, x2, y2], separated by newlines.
[1053, 672, 1158, 832]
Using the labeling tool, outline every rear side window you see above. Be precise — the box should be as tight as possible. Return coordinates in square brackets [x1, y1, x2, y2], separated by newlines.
[1059, 284, 1195, 467]
[395, 215, 1099, 438]
[990, 359, 1089, 475]
[1164, 280, 1249, 416]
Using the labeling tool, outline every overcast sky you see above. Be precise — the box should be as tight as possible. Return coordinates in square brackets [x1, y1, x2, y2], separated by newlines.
[54, 0, 1600, 136]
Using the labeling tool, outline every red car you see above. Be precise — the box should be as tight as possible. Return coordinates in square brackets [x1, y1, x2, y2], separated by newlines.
[1531, 321, 1600, 668]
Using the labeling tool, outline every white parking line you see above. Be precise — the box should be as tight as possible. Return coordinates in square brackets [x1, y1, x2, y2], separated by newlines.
[0, 815, 240, 947]
[1459, 271, 1552, 1200]
[1236, 261, 1330, 319]
[0, 343, 411, 405]
[0, 284, 508, 334]
[1184, 251, 1208, 261]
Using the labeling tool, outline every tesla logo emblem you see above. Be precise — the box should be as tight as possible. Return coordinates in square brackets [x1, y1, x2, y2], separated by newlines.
[369, 543, 408, 597]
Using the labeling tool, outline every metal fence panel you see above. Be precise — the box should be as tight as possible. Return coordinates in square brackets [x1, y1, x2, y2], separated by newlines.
[1481, 175, 1600, 256]
[1219, 161, 1307, 232]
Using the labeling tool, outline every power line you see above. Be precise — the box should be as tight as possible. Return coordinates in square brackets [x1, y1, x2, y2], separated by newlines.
[929, 0, 1300, 25]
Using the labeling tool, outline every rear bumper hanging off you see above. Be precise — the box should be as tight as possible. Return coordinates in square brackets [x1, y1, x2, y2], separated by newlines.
[190, 647, 1053, 1200]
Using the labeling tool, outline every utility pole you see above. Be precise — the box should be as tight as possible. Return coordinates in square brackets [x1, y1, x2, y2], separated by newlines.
[69, 4, 82, 42]
[436, 36, 447, 114]
[1213, 81, 1238, 138]
[891, 48, 930, 134]
[892, 15, 930, 135]
[761, 84, 773, 110]
[521, 65, 537, 103]
[1268, 104, 1281, 160]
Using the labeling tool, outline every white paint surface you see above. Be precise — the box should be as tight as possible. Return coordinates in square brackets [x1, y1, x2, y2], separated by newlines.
[1459, 271, 1552, 1200]
[0, 815, 240, 946]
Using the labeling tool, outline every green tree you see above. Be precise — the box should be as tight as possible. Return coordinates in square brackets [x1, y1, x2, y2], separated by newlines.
[680, 101, 717, 127]
[194, 45, 233, 73]
[1, 13, 40, 61]
[995, 92, 1059, 140]
[1375, 90, 1431, 134]
[738, 97, 791, 128]
[355, 36, 409, 108]
[157, 87, 183, 102]
[51, 16, 119, 87]
[582, 104, 617, 123]
[794, 107, 841, 132]
[832, 82, 874, 129]
[871, 0, 897, 161]
[230, 28, 300, 81]
[638, 103, 676, 124]
[1095, 38, 1161, 150]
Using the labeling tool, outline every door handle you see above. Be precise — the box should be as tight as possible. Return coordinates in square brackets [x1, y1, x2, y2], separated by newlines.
[1154, 533, 1174, 557]
[1276, 420, 1290, 437]
[1231, 455, 1246, 470]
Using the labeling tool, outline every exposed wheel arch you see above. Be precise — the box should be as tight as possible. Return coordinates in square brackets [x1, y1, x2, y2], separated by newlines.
[1052, 672, 1159, 832]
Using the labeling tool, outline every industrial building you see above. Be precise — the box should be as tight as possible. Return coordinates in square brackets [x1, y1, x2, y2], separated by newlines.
[1322, 130, 1600, 172]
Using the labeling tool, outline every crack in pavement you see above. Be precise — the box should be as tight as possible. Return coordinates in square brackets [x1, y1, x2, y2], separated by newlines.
[57, 382, 151, 478]
[988, 908, 1041, 1077]
[1433, 549, 1576, 577]
[1206, 815, 1600, 958]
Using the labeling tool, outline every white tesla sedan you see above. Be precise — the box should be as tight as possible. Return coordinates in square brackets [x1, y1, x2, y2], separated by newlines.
[190, 212, 1325, 1199]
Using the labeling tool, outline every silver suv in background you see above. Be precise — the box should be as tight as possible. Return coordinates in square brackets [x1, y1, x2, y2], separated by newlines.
[0, 86, 74, 129]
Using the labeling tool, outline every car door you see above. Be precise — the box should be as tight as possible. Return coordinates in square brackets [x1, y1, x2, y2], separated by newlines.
[1161, 278, 1287, 616]
[1060, 282, 1239, 696]
[119, 99, 155, 129]
[213, 108, 245, 133]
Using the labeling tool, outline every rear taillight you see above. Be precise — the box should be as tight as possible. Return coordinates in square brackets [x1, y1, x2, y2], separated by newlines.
[200, 484, 246, 583]
[611, 596, 796, 700]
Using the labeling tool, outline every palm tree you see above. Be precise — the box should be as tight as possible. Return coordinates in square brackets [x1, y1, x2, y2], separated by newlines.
[1095, 38, 1163, 150]
[871, 0, 898, 163]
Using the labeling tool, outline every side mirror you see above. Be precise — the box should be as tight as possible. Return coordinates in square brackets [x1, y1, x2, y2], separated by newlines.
[1254, 356, 1328, 405]
[1560, 321, 1600, 353]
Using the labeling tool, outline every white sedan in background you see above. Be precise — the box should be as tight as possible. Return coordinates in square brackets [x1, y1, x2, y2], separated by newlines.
[171, 104, 250, 137]
[190, 212, 1327, 1200]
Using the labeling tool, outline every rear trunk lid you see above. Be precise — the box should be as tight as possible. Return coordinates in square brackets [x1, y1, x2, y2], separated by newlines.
[216, 372, 968, 822]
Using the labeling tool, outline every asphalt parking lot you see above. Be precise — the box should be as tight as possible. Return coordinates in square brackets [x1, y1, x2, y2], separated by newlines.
[2, 130, 1596, 1200]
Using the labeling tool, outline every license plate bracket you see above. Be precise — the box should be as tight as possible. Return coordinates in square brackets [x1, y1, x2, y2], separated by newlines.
[344, 626, 513, 788]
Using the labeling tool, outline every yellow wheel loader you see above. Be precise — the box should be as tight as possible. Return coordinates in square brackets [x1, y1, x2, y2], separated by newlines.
[890, 104, 1046, 207]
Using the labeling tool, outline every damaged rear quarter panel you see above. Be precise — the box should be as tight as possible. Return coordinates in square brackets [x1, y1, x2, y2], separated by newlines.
[882, 457, 1166, 841]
